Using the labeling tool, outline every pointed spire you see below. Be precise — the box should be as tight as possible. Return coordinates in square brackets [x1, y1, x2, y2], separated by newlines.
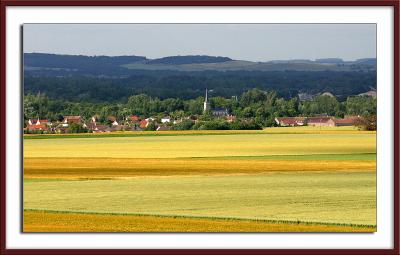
[203, 88, 210, 112]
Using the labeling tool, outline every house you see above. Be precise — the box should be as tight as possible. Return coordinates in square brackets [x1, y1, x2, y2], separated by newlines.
[333, 116, 361, 126]
[27, 124, 49, 132]
[107, 116, 119, 126]
[156, 125, 170, 131]
[92, 125, 108, 133]
[126, 115, 140, 122]
[111, 125, 125, 131]
[140, 119, 149, 129]
[28, 119, 50, 126]
[212, 108, 229, 117]
[161, 116, 171, 123]
[275, 117, 306, 126]
[226, 115, 236, 123]
[85, 122, 97, 131]
[307, 117, 336, 127]
[63, 116, 82, 124]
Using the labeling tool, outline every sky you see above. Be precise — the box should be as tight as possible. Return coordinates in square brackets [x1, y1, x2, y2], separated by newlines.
[23, 24, 376, 62]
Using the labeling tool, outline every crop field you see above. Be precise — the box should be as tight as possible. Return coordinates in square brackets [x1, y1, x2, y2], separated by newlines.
[23, 127, 377, 232]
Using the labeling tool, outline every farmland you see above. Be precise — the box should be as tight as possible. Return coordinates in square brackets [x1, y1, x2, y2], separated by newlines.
[23, 127, 377, 232]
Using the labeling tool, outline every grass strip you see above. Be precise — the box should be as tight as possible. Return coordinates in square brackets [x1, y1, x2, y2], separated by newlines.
[24, 209, 376, 230]
[23, 128, 376, 139]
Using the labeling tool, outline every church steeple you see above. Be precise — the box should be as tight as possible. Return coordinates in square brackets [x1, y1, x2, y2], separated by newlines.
[203, 89, 210, 112]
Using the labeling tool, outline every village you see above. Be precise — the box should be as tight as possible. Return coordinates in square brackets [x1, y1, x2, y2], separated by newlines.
[25, 89, 364, 134]
[25, 114, 363, 134]
[24, 89, 368, 134]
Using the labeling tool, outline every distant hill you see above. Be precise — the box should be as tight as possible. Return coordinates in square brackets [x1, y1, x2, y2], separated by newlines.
[147, 55, 232, 65]
[352, 58, 377, 66]
[25, 53, 146, 69]
[315, 58, 344, 64]
[23, 53, 377, 102]
[24, 53, 376, 75]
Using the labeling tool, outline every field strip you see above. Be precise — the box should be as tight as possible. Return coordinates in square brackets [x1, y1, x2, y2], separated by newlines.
[24, 209, 377, 231]
[24, 157, 376, 179]
[24, 172, 376, 225]
[182, 153, 376, 161]
[23, 128, 376, 139]
[24, 133, 376, 158]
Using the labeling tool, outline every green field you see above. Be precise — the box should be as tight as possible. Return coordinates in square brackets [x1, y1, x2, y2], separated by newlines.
[23, 127, 377, 232]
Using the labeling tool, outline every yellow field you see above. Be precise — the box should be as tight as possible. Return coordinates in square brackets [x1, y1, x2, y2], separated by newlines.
[24, 210, 376, 233]
[23, 127, 377, 232]
[24, 157, 375, 179]
[24, 125, 374, 138]
[24, 133, 375, 158]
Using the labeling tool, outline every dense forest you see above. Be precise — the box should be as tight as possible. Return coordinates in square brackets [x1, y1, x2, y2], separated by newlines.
[24, 70, 376, 102]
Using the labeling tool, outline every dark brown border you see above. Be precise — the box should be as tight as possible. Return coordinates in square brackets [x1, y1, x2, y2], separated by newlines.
[0, 1, 399, 254]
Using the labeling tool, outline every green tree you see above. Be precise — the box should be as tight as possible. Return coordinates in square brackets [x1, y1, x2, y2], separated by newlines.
[67, 123, 88, 133]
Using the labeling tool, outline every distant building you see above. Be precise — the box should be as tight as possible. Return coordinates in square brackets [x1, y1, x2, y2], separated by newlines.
[333, 116, 362, 126]
[27, 124, 49, 132]
[28, 119, 51, 126]
[307, 117, 336, 127]
[226, 115, 236, 123]
[275, 117, 306, 126]
[63, 116, 82, 125]
[140, 119, 150, 129]
[126, 115, 140, 122]
[203, 88, 211, 112]
[92, 125, 108, 133]
[202, 89, 229, 117]
[212, 108, 229, 117]
[161, 116, 171, 123]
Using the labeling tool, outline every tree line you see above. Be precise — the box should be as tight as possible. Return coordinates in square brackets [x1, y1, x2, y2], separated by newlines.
[24, 88, 377, 129]
[24, 70, 376, 102]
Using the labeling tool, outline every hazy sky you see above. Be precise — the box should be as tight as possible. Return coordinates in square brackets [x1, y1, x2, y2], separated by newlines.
[23, 24, 376, 61]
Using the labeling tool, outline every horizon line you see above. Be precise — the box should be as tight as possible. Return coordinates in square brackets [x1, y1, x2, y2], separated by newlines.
[23, 52, 377, 63]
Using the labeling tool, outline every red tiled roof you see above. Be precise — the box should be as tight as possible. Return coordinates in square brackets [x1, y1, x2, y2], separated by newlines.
[30, 119, 49, 124]
[27, 124, 48, 130]
[139, 120, 148, 129]
[64, 116, 81, 123]
[334, 117, 360, 125]
[307, 117, 332, 123]
[129, 115, 140, 121]
[276, 117, 306, 125]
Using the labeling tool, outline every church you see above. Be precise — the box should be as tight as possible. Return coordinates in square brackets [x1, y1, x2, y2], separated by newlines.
[203, 89, 229, 117]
